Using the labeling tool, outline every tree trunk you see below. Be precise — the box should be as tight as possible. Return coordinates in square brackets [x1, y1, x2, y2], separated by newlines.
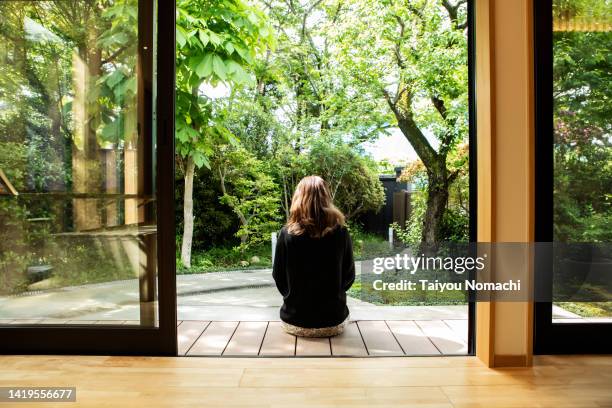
[392, 111, 451, 246]
[422, 169, 449, 246]
[218, 165, 250, 250]
[181, 156, 196, 268]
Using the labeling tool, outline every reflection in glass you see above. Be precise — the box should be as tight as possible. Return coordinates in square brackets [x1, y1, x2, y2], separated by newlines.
[552, 0, 612, 322]
[0, 1, 157, 326]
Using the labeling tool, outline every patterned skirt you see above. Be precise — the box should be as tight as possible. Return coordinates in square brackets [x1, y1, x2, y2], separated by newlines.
[281, 316, 350, 338]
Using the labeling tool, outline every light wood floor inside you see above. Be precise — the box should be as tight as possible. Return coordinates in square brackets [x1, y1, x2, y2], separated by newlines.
[1, 355, 611, 407]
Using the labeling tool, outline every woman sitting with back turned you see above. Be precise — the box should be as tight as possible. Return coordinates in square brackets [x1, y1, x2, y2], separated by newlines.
[272, 175, 355, 337]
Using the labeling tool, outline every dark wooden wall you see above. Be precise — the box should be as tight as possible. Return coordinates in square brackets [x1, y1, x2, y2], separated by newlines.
[356, 168, 412, 238]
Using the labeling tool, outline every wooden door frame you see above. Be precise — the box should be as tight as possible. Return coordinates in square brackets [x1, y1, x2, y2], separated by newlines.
[0, 0, 177, 356]
[533, 0, 612, 355]
[0, 0, 480, 358]
[467, 0, 477, 357]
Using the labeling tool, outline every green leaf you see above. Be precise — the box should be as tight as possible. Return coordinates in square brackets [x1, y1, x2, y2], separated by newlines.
[212, 55, 227, 80]
[227, 132, 240, 147]
[124, 77, 137, 95]
[188, 55, 203, 72]
[176, 26, 187, 48]
[225, 59, 238, 74]
[208, 31, 222, 48]
[225, 60, 253, 85]
[247, 11, 259, 25]
[233, 45, 253, 64]
[104, 32, 129, 47]
[175, 126, 189, 143]
[188, 30, 202, 49]
[100, 120, 120, 142]
[192, 151, 210, 169]
[198, 29, 209, 47]
[196, 54, 214, 78]
[106, 70, 125, 89]
[186, 126, 200, 140]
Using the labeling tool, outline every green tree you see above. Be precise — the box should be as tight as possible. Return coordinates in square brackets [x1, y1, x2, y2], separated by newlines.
[335, 0, 469, 245]
[213, 146, 281, 249]
[225, 0, 390, 224]
[398, 144, 469, 242]
[175, 0, 273, 267]
[255, 0, 390, 146]
[299, 138, 385, 219]
[552, 25, 611, 242]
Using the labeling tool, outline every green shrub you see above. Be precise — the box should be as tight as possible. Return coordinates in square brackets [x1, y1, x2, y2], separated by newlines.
[347, 279, 467, 306]
[348, 225, 395, 260]
[177, 243, 273, 274]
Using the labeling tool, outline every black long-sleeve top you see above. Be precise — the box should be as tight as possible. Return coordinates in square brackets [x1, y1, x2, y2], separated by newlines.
[272, 225, 355, 328]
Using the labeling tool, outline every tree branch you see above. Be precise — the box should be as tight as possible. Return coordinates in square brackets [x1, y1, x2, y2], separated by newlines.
[431, 96, 458, 154]
[393, 15, 406, 70]
[447, 169, 461, 185]
[383, 88, 439, 169]
[442, 0, 468, 31]
[431, 96, 448, 120]
[101, 44, 130, 65]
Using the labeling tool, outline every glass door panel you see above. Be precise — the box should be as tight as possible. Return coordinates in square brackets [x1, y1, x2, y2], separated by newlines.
[551, 0, 611, 323]
[0, 0, 157, 327]
[0, 0, 176, 354]
[534, 0, 611, 354]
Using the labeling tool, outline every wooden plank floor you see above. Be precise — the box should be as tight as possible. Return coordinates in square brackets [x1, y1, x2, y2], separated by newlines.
[3, 319, 468, 357]
[1, 355, 610, 407]
[175, 320, 467, 357]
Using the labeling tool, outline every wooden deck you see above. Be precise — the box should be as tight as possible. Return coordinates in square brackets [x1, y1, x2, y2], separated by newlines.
[177, 320, 468, 357]
[1, 319, 468, 356]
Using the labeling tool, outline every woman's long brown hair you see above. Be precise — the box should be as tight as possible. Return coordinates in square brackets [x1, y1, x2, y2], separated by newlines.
[287, 176, 345, 238]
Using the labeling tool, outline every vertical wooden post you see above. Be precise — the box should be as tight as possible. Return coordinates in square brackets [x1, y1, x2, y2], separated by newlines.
[475, 0, 535, 367]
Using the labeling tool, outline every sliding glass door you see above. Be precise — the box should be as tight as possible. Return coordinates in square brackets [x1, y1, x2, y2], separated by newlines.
[0, 0, 176, 354]
[534, 0, 612, 353]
